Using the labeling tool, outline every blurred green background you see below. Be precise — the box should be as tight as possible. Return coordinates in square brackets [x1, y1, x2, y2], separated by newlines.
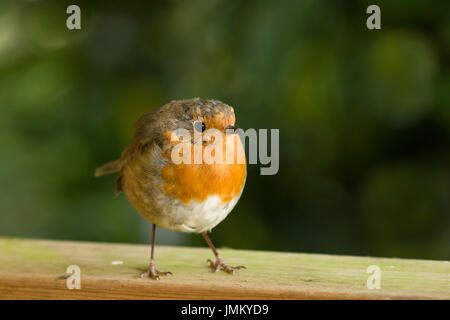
[1, 0, 449, 260]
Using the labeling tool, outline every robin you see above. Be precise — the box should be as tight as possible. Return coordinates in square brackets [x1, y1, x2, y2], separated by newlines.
[95, 98, 247, 280]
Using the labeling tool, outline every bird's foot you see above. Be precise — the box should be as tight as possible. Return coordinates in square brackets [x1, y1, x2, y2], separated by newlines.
[207, 256, 246, 274]
[140, 261, 172, 280]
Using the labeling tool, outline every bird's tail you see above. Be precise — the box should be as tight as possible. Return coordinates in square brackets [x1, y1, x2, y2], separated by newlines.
[94, 159, 122, 177]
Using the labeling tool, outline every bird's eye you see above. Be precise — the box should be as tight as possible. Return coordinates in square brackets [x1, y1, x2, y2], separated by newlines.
[194, 121, 206, 132]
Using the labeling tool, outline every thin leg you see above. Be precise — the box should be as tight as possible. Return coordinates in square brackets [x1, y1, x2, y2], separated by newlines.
[140, 224, 172, 280]
[150, 223, 156, 260]
[202, 232, 246, 274]
[202, 231, 219, 257]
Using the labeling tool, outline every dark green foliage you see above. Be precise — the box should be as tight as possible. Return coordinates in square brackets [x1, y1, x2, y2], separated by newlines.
[0, 0, 449, 259]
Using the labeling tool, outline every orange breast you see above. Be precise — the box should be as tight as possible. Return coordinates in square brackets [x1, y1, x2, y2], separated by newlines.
[161, 134, 246, 204]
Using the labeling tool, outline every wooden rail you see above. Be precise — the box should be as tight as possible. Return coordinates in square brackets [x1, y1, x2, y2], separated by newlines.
[0, 237, 448, 299]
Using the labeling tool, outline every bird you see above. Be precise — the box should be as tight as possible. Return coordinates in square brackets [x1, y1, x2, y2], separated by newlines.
[94, 98, 247, 280]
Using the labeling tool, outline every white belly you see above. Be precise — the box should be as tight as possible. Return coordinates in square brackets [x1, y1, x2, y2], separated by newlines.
[154, 195, 240, 233]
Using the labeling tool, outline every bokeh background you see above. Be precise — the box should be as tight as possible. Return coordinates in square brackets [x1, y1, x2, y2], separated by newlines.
[1, 0, 449, 260]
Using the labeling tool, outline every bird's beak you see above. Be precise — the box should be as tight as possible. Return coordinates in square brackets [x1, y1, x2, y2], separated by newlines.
[224, 125, 237, 133]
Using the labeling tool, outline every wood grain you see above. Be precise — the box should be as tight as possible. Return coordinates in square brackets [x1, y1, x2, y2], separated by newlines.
[0, 237, 448, 299]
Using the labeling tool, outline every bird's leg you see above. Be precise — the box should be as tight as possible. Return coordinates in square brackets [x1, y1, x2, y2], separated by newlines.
[202, 232, 246, 274]
[140, 224, 172, 280]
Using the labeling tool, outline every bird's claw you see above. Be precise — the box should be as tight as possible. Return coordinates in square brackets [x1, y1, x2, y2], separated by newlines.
[140, 261, 172, 280]
[206, 257, 246, 274]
